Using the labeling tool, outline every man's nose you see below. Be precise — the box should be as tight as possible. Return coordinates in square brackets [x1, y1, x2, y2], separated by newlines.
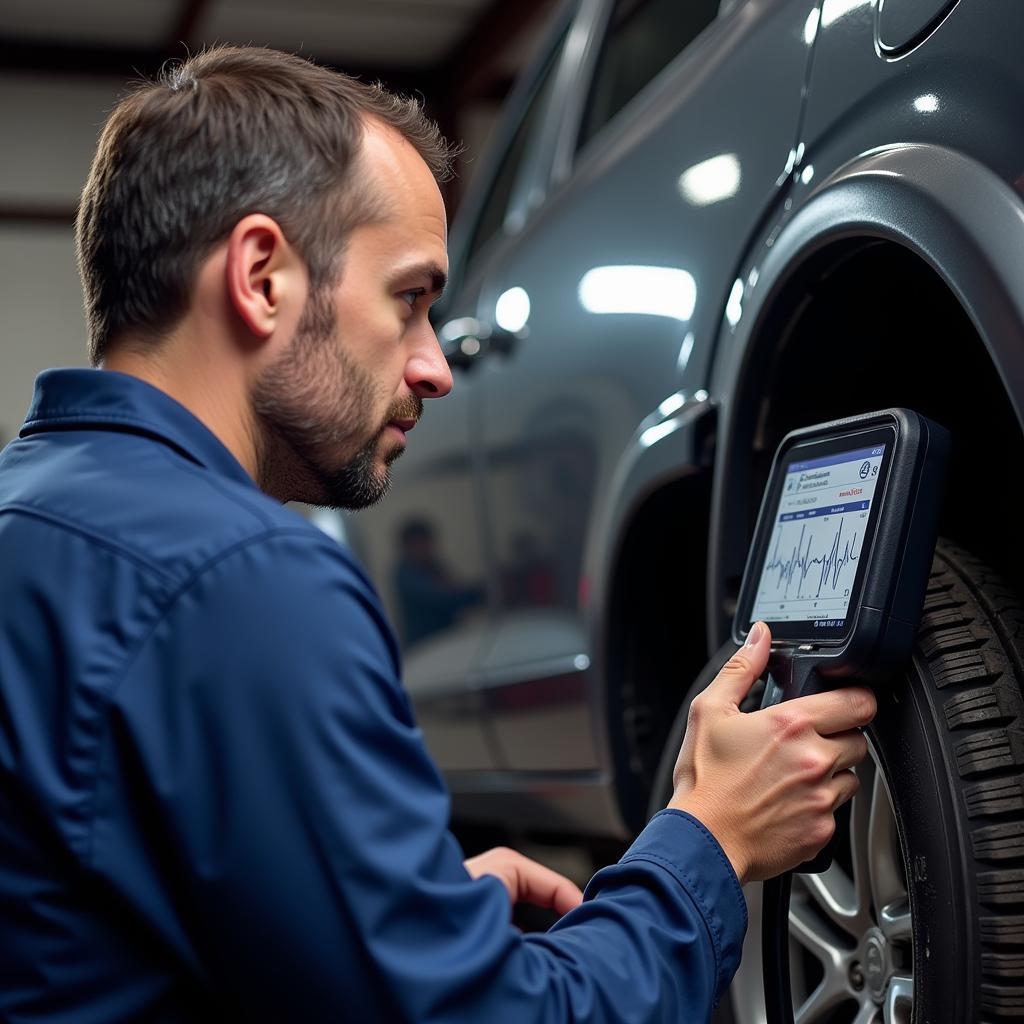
[406, 324, 454, 399]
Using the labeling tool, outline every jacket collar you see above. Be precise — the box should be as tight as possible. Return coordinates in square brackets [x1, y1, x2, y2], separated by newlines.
[21, 368, 257, 491]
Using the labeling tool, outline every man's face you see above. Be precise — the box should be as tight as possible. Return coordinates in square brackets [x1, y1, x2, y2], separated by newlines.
[252, 120, 452, 509]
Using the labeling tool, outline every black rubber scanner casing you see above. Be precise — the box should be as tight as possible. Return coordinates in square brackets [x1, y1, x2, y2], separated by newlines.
[732, 408, 950, 687]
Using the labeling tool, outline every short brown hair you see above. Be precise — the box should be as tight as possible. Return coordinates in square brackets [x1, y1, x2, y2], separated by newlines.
[76, 46, 455, 365]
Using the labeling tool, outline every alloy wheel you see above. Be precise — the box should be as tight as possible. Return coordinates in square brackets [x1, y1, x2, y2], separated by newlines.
[786, 743, 913, 1024]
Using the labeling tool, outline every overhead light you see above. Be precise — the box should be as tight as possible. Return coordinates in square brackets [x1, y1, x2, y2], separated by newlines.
[678, 153, 742, 206]
[914, 94, 939, 113]
[578, 265, 697, 322]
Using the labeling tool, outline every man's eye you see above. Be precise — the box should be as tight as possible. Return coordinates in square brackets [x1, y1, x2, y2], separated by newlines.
[400, 289, 423, 308]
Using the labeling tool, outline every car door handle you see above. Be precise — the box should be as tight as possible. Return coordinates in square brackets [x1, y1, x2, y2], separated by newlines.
[439, 318, 519, 370]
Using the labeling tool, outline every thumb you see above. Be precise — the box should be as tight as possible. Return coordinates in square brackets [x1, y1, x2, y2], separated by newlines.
[706, 621, 771, 707]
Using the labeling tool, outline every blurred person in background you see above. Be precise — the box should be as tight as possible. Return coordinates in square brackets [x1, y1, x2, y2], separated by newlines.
[393, 518, 483, 646]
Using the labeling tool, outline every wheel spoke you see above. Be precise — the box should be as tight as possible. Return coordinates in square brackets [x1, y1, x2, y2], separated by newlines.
[878, 900, 912, 944]
[867, 770, 906, 914]
[796, 865, 861, 939]
[851, 999, 880, 1024]
[779, 745, 915, 1024]
[794, 969, 853, 1024]
[884, 974, 913, 1024]
[789, 895, 846, 967]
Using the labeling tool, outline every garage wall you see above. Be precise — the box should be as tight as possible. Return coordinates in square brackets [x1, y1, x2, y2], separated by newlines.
[0, 74, 123, 443]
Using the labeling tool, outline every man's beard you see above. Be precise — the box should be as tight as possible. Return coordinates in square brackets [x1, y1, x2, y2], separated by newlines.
[251, 286, 422, 510]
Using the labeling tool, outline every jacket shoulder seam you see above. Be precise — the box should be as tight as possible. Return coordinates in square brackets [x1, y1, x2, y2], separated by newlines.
[0, 503, 176, 583]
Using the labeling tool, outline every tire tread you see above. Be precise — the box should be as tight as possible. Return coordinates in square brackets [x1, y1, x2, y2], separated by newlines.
[925, 543, 1024, 1023]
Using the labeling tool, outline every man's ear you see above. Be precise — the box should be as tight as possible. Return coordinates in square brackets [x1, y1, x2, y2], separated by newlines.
[224, 214, 304, 341]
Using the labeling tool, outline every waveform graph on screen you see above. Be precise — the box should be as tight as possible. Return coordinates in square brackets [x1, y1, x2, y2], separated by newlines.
[753, 507, 867, 622]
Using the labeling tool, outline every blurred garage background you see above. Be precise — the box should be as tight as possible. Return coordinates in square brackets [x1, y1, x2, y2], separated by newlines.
[0, 0, 560, 444]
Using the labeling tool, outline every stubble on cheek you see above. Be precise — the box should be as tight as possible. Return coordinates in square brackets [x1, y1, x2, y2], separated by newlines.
[250, 291, 382, 502]
[250, 287, 425, 508]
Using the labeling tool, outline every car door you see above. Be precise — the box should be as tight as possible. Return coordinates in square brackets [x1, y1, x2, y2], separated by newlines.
[340, 342, 495, 771]
[467, 0, 813, 773]
[344, 16, 577, 776]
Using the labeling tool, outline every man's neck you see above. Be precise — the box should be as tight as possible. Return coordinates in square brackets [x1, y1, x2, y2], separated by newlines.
[102, 341, 261, 484]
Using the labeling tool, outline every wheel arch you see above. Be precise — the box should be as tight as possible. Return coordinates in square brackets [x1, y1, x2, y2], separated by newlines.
[583, 399, 717, 833]
[708, 143, 1024, 645]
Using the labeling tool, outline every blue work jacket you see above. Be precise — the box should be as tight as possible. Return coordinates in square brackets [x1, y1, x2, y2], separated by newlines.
[0, 368, 746, 1022]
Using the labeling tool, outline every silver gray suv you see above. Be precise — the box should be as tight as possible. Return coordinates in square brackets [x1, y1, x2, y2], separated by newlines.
[346, 1, 1024, 1020]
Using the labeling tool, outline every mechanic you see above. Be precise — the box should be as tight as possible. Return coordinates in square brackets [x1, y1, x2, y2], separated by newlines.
[0, 46, 875, 1022]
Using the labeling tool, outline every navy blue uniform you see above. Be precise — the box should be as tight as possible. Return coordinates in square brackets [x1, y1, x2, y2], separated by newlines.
[0, 368, 746, 1022]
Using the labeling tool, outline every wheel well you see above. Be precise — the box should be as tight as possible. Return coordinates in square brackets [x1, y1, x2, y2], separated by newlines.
[727, 238, 1024, 616]
[605, 471, 712, 833]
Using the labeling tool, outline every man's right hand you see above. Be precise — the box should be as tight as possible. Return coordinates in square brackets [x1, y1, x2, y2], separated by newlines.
[669, 621, 877, 884]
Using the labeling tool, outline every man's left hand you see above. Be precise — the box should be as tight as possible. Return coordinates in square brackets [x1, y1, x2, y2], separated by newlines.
[464, 847, 584, 916]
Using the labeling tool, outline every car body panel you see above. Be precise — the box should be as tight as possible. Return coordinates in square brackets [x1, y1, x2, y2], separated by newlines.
[408, 0, 817, 830]
[707, 0, 1024, 646]
[351, 0, 1024, 838]
[343, 347, 498, 773]
[708, 142, 1024, 644]
[875, 0, 959, 56]
[800, 0, 1024, 195]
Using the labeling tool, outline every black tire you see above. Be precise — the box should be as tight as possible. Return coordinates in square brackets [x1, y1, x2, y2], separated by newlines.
[651, 541, 1024, 1022]
[876, 542, 1024, 1022]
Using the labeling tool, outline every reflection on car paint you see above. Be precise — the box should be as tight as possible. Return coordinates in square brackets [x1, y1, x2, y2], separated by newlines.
[677, 153, 742, 206]
[577, 265, 697, 321]
[494, 287, 532, 333]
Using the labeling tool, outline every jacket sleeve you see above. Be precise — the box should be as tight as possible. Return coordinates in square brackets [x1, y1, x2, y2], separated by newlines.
[90, 529, 747, 1023]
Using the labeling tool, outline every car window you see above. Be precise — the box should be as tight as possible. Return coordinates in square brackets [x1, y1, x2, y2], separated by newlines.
[465, 36, 565, 265]
[577, 0, 721, 152]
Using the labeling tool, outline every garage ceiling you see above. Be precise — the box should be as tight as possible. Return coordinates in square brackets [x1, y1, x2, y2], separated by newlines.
[0, 0, 562, 223]
[5, 0, 483, 65]
[1, 0, 558, 90]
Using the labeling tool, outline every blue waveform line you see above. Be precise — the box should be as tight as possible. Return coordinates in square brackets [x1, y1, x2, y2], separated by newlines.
[762, 515, 860, 599]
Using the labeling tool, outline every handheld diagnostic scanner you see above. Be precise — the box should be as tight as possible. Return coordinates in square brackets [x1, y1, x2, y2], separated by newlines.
[736, 410, 950, 1024]
[732, 408, 950, 708]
